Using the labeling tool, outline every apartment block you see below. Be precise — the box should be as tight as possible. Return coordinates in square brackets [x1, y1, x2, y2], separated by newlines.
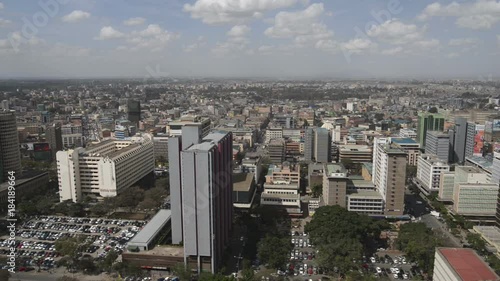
[416, 154, 450, 195]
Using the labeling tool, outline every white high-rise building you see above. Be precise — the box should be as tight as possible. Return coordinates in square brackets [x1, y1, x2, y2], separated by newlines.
[56, 134, 154, 202]
[416, 154, 450, 195]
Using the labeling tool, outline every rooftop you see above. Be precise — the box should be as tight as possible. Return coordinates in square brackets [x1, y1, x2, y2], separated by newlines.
[437, 247, 499, 281]
[391, 138, 418, 145]
[325, 163, 347, 176]
[233, 173, 255, 192]
[126, 245, 184, 257]
[127, 209, 171, 247]
[347, 189, 383, 199]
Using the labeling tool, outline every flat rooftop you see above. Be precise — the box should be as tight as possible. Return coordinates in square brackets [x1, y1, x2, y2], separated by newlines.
[325, 163, 347, 175]
[473, 226, 500, 252]
[339, 144, 372, 152]
[233, 173, 254, 192]
[347, 189, 382, 199]
[391, 138, 418, 144]
[126, 245, 184, 258]
[128, 209, 171, 246]
[457, 165, 484, 174]
[438, 247, 500, 281]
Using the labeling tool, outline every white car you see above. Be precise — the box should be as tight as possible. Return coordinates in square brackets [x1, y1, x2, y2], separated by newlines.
[393, 273, 399, 279]
[403, 274, 409, 280]
[376, 267, 382, 274]
[370, 257, 376, 263]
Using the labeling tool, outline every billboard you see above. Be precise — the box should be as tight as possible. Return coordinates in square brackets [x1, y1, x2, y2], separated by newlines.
[473, 129, 485, 155]
[485, 121, 493, 133]
[34, 143, 50, 152]
[493, 119, 500, 132]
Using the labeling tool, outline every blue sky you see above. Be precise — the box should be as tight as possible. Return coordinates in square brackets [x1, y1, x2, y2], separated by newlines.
[0, 0, 499, 79]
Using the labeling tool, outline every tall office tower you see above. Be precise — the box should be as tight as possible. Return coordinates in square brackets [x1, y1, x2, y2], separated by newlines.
[127, 100, 141, 126]
[268, 139, 285, 164]
[450, 118, 475, 164]
[169, 128, 233, 274]
[425, 131, 450, 162]
[0, 110, 21, 182]
[304, 127, 315, 162]
[417, 112, 445, 148]
[314, 128, 331, 163]
[484, 115, 500, 142]
[46, 123, 62, 160]
[372, 138, 407, 216]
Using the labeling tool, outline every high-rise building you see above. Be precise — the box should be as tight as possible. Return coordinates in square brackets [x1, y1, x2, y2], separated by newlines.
[449, 118, 475, 164]
[167, 115, 212, 138]
[304, 127, 314, 162]
[417, 112, 445, 148]
[267, 139, 285, 164]
[45, 123, 62, 161]
[56, 134, 154, 202]
[314, 128, 331, 163]
[484, 115, 500, 143]
[390, 138, 420, 166]
[0, 110, 21, 182]
[425, 131, 450, 162]
[372, 138, 407, 216]
[169, 129, 233, 274]
[416, 154, 450, 195]
[127, 100, 141, 126]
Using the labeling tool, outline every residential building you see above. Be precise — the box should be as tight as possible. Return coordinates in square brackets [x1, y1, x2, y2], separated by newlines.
[416, 154, 450, 195]
[399, 128, 417, 139]
[152, 135, 169, 161]
[169, 130, 233, 274]
[62, 133, 83, 148]
[273, 114, 295, 129]
[0, 110, 21, 182]
[56, 134, 155, 202]
[391, 138, 420, 166]
[425, 131, 450, 162]
[338, 144, 373, 163]
[417, 112, 445, 148]
[267, 139, 285, 164]
[372, 138, 407, 216]
[452, 166, 499, 217]
[265, 127, 283, 143]
[241, 157, 261, 182]
[45, 123, 62, 161]
[433, 248, 499, 281]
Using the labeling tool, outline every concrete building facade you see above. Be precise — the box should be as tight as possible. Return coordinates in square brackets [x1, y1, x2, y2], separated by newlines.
[426, 131, 450, 162]
[0, 110, 21, 182]
[416, 154, 451, 195]
[417, 112, 445, 148]
[56, 135, 154, 202]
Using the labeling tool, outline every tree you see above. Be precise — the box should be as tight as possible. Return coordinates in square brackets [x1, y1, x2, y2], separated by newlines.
[405, 165, 417, 182]
[171, 263, 192, 281]
[0, 270, 10, 281]
[304, 206, 388, 274]
[311, 184, 322, 198]
[396, 223, 440, 274]
[467, 233, 487, 254]
[100, 250, 118, 272]
[428, 107, 438, 113]
[91, 202, 110, 217]
[257, 236, 293, 269]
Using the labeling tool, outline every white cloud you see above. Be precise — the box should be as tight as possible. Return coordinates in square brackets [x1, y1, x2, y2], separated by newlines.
[184, 0, 298, 25]
[367, 19, 425, 45]
[447, 52, 460, 58]
[123, 17, 146, 26]
[62, 10, 91, 23]
[418, 0, 500, 30]
[413, 39, 440, 49]
[45, 43, 91, 57]
[95, 26, 125, 40]
[0, 18, 11, 27]
[184, 36, 207, 52]
[381, 46, 403, 55]
[0, 3, 4, 10]
[315, 39, 338, 53]
[341, 38, 377, 54]
[265, 3, 333, 47]
[448, 38, 480, 46]
[128, 24, 179, 51]
[227, 25, 251, 37]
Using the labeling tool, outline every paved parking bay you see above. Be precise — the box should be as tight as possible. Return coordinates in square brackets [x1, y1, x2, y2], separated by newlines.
[0, 215, 147, 272]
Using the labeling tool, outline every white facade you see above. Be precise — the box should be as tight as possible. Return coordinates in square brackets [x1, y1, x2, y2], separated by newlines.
[417, 154, 450, 194]
[57, 134, 155, 202]
[492, 152, 500, 185]
[265, 128, 283, 143]
[62, 133, 83, 148]
[372, 138, 389, 200]
[399, 129, 417, 139]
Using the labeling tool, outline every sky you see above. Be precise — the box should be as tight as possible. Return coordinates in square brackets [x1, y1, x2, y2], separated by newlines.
[0, 0, 499, 79]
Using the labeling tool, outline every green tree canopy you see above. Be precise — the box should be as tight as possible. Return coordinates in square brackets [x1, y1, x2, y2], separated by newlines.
[257, 235, 293, 269]
[396, 223, 441, 274]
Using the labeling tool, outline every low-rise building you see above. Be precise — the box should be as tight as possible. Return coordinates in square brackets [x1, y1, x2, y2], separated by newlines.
[260, 163, 301, 215]
[433, 248, 499, 281]
[338, 144, 373, 163]
[233, 173, 257, 209]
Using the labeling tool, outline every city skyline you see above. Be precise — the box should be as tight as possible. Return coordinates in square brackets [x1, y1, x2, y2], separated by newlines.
[0, 0, 499, 79]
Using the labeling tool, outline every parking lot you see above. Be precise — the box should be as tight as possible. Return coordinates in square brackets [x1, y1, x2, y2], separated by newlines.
[367, 252, 424, 280]
[0, 215, 146, 272]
